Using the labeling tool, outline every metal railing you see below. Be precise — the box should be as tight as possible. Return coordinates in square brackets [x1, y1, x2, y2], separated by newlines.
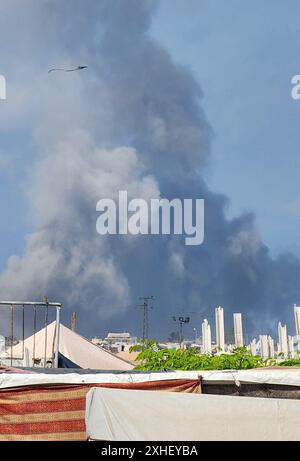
[0, 299, 62, 368]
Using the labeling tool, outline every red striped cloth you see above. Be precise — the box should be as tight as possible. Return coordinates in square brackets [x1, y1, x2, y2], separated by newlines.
[0, 378, 201, 441]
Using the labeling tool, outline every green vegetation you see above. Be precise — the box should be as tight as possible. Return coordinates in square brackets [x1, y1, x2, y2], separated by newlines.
[130, 340, 160, 352]
[129, 344, 275, 371]
[279, 351, 300, 367]
[279, 358, 300, 366]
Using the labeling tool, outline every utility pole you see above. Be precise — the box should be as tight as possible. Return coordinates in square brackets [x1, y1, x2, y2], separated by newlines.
[138, 296, 154, 344]
[172, 316, 190, 348]
[71, 312, 77, 332]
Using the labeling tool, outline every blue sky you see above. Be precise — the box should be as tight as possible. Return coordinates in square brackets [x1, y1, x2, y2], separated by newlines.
[151, 0, 300, 257]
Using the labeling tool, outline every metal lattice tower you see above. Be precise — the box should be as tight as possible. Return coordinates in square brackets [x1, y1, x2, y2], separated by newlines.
[138, 296, 154, 342]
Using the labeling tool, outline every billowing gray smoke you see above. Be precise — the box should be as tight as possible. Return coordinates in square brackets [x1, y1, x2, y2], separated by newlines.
[0, 0, 299, 340]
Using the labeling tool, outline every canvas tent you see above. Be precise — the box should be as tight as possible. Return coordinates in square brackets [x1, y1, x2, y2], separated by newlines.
[86, 387, 300, 441]
[10, 321, 134, 371]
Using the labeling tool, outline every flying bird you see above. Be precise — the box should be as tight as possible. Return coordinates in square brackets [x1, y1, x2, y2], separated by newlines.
[48, 65, 88, 73]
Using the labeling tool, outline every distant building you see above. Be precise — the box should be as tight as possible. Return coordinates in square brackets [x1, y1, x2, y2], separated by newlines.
[233, 313, 243, 348]
[268, 336, 275, 358]
[260, 335, 269, 359]
[201, 319, 212, 354]
[288, 335, 295, 358]
[249, 338, 257, 356]
[105, 332, 133, 343]
[294, 305, 300, 335]
[105, 332, 137, 353]
[215, 306, 225, 351]
[259, 335, 275, 359]
[159, 342, 180, 350]
[278, 322, 288, 358]
[92, 332, 137, 354]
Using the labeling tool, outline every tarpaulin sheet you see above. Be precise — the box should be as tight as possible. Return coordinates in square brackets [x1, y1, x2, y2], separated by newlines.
[0, 378, 200, 441]
[86, 387, 300, 441]
[1, 368, 300, 389]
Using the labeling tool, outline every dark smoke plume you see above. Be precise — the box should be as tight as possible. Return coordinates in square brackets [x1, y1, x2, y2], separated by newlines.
[0, 0, 299, 340]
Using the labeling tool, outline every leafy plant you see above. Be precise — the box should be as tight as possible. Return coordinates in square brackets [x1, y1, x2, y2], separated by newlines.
[279, 358, 300, 367]
[132, 345, 275, 371]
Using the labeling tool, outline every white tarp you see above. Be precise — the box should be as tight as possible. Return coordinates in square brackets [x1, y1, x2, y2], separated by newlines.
[0, 371, 201, 389]
[1, 368, 300, 389]
[85, 387, 300, 441]
[9, 321, 133, 371]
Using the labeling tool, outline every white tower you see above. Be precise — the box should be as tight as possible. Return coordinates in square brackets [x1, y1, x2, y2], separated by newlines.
[278, 322, 288, 358]
[201, 319, 212, 354]
[259, 335, 275, 359]
[288, 335, 295, 358]
[250, 338, 257, 356]
[294, 305, 300, 336]
[267, 336, 275, 358]
[260, 335, 269, 359]
[215, 306, 225, 351]
[233, 313, 243, 347]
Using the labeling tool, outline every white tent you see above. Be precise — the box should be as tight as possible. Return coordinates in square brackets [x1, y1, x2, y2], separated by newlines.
[10, 321, 134, 371]
[86, 387, 300, 441]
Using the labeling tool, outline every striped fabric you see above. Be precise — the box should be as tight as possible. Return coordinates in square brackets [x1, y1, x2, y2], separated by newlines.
[0, 378, 201, 441]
